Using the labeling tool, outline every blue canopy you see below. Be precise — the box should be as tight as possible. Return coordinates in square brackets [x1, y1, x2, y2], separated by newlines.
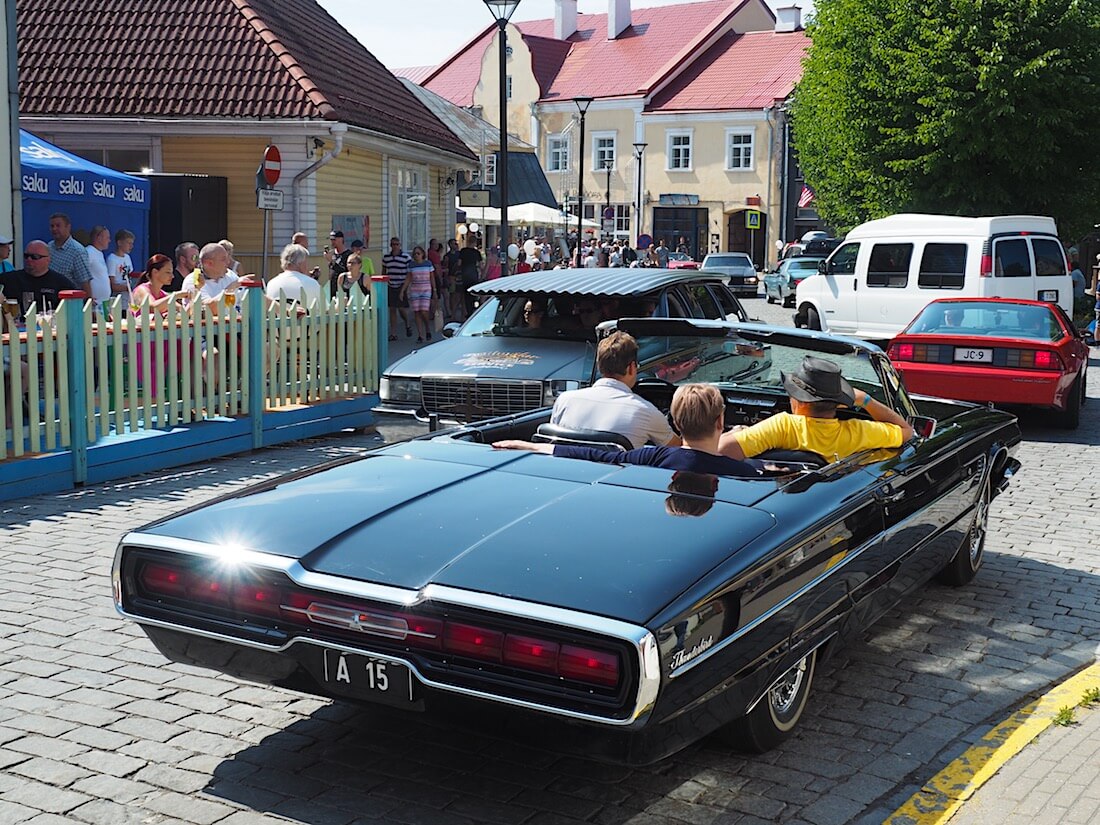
[20, 129, 151, 268]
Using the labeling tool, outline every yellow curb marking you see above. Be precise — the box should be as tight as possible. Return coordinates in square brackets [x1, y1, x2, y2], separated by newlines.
[884, 661, 1100, 825]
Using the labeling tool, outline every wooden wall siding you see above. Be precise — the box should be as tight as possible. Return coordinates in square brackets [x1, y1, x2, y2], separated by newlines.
[161, 136, 270, 275]
[317, 145, 383, 267]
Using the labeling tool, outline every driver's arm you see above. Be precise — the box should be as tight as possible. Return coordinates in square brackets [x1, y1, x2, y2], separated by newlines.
[854, 389, 915, 441]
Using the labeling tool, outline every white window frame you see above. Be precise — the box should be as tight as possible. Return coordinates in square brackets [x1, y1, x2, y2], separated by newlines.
[591, 131, 617, 172]
[666, 129, 693, 172]
[388, 160, 430, 250]
[548, 133, 570, 172]
[483, 153, 497, 186]
[725, 128, 754, 172]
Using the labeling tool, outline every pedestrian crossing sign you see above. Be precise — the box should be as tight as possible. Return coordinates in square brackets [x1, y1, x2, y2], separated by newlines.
[745, 210, 761, 230]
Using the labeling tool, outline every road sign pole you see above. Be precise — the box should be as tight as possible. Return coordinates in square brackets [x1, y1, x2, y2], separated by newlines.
[261, 208, 270, 283]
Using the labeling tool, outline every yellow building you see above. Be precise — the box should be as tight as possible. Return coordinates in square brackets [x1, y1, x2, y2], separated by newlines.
[407, 0, 813, 267]
[16, 0, 476, 278]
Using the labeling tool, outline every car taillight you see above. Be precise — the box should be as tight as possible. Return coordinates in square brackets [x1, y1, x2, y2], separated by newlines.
[139, 563, 187, 597]
[444, 622, 504, 662]
[1005, 348, 1062, 369]
[559, 644, 620, 687]
[890, 343, 914, 361]
[1033, 350, 1057, 369]
[503, 635, 560, 673]
[980, 253, 993, 278]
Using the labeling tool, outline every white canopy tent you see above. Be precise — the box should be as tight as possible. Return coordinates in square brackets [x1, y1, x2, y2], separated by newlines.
[458, 200, 599, 229]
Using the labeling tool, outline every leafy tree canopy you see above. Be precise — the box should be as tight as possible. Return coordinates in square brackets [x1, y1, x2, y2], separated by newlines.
[793, 0, 1100, 238]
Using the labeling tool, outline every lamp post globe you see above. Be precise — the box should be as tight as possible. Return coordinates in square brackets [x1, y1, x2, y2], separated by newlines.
[483, 0, 521, 274]
[572, 96, 594, 266]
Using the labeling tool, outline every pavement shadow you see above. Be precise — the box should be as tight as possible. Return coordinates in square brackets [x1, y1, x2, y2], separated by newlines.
[203, 547, 1100, 825]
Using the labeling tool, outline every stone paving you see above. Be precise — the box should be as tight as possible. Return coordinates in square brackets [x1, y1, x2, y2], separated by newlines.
[0, 296, 1097, 824]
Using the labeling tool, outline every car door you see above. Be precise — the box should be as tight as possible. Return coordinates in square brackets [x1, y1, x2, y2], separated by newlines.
[820, 242, 861, 334]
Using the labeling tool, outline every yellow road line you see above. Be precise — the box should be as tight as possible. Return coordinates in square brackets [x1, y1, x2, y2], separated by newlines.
[884, 661, 1100, 825]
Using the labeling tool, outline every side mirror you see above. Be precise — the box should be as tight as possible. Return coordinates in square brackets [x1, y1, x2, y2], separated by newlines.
[442, 322, 461, 338]
[817, 260, 828, 275]
[754, 263, 763, 272]
[909, 415, 937, 439]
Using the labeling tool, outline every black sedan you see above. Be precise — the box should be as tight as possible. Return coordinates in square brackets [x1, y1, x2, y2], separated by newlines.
[113, 319, 1021, 764]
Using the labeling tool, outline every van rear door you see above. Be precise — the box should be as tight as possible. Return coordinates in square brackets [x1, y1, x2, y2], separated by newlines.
[855, 241, 915, 338]
[987, 235, 1071, 312]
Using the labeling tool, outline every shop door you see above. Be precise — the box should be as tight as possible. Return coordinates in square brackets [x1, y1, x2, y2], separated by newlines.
[652, 207, 707, 261]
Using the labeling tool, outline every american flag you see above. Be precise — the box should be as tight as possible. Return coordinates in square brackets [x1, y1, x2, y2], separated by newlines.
[798, 184, 815, 208]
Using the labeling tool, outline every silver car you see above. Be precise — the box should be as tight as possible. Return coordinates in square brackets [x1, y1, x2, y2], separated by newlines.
[700, 252, 759, 297]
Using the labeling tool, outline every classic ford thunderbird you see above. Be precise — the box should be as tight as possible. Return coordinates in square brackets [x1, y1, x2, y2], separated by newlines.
[113, 319, 1021, 764]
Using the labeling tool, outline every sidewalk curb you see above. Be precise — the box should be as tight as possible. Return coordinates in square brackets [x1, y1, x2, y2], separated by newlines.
[884, 661, 1100, 825]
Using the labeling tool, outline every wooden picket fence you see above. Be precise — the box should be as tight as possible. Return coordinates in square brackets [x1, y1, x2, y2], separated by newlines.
[0, 281, 384, 498]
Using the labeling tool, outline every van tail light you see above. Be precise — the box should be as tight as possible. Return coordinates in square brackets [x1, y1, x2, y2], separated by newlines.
[979, 253, 993, 278]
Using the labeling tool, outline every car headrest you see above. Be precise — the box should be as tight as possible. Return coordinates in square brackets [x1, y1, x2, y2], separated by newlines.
[533, 423, 633, 452]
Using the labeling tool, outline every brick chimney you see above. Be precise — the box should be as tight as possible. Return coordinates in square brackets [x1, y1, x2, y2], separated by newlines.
[608, 0, 632, 39]
[555, 0, 578, 40]
[774, 4, 802, 32]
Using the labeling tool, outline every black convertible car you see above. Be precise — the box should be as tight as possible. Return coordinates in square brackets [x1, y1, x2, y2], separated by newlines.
[113, 319, 1021, 764]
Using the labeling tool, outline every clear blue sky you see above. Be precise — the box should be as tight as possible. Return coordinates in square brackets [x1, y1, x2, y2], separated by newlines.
[318, 0, 812, 72]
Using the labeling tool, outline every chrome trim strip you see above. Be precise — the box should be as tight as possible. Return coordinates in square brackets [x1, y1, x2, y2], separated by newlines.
[115, 534, 661, 727]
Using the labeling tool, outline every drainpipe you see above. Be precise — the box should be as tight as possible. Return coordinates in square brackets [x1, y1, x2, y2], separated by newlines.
[293, 122, 348, 237]
[779, 111, 789, 250]
[764, 105, 776, 267]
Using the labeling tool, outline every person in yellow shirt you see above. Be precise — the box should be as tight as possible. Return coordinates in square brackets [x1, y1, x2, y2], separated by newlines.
[719, 356, 914, 464]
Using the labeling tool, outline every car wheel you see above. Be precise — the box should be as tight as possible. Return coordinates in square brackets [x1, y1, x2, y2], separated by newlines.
[1057, 373, 1083, 430]
[937, 474, 990, 587]
[724, 650, 816, 753]
[806, 306, 822, 331]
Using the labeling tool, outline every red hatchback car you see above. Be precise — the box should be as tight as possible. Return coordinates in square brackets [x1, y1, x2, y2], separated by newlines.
[888, 298, 1089, 429]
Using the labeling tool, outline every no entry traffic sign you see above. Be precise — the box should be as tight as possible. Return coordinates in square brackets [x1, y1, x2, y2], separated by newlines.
[262, 145, 282, 186]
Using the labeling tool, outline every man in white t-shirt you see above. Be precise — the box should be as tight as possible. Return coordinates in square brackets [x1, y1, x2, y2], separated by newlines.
[550, 331, 680, 449]
[181, 242, 240, 307]
[85, 225, 113, 303]
[105, 229, 135, 296]
[266, 244, 321, 307]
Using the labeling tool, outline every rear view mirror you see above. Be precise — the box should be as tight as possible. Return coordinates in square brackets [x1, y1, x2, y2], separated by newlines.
[817, 260, 828, 275]
[442, 322, 461, 338]
[909, 415, 937, 439]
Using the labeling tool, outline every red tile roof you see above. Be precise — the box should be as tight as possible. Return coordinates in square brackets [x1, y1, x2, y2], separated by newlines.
[647, 30, 810, 112]
[422, 0, 741, 106]
[15, 0, 473, 160]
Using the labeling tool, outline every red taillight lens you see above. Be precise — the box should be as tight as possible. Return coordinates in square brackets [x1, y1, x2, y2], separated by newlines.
[1033, 350, 1058, 369]
[559, 644, 620, 687]
[139, 563, 187, 597]
[444, 622, 504, 661]
[891, 343, 914, 361]
[980, 253, 992, 278]
[401, 615, 444, 650]
[503, 635, 560, 673]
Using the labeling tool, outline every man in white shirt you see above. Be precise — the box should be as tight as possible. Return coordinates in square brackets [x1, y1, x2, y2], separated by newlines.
[85, 225, 113, 304]
[266, 244, 321, 306]
[181, 242, 240, 308]
[550, 331, 680, 449]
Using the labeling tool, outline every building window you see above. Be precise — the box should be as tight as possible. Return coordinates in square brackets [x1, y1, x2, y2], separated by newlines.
[726, 130, 753, 171]
[506, 76, 513, 101]
[615, 204, 630, 235]
[592, 133, 616, 171]
[548, 134, 570, 172]
[483, 153, 497, 186]
[667, 130, 692, 171]
[389, 161, 429, 249]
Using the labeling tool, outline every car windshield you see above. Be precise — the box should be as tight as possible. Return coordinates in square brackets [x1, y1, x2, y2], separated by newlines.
[706, 255, 751, 266]
[634, 331, 892, 405]
[668, 252, 691, 261]
[460, 294, 658, 341]
[906, 302, 1063, 341]
[787, 259, 821, 271]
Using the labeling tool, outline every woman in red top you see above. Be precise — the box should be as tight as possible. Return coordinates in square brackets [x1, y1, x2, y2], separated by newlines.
[514, 251, 532, 274]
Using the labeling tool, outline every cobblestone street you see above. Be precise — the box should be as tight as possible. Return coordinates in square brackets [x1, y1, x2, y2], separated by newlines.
[1, 297, 1098, 824]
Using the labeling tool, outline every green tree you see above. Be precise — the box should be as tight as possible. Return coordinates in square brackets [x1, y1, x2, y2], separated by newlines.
[793, 0, 1100, 238]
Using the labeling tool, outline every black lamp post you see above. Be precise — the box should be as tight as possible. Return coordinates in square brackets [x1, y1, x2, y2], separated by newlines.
[483, 0, 521, 274]
[572, 96, 593, 266]
[633, 141, 647, 243]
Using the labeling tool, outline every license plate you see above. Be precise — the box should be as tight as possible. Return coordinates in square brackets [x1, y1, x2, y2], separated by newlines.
[1038, 289, 1059, 302]
[317, 648, 417, 708]
[954, 347, 992, 363]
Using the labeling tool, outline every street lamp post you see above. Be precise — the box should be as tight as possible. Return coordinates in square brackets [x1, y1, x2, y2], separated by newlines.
[572, 96, 593, 266]
[604, 159, 612, 242]
[483, 0, 521, 274]
[632, 142, 647, 243]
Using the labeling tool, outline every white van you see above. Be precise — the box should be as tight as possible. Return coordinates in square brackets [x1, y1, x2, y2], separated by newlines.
[794, 214, 1073, 338]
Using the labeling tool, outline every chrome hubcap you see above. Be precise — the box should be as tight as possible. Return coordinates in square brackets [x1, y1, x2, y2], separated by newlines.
[970, 490, 988, 565]
[770, 658, 807, 717]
